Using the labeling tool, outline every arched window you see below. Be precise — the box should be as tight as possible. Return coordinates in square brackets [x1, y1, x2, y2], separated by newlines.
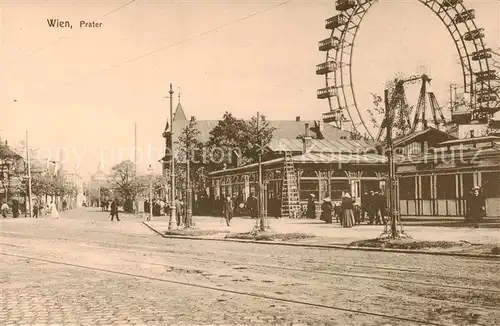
[331, 170, 346, 178]
[301, 170, 317, 178]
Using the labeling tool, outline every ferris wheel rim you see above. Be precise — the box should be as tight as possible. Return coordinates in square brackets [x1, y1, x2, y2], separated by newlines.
[322, 0, 498, 138]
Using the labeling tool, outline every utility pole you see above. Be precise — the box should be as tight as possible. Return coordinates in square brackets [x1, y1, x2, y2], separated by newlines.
[186, 120, 192, 227]
[257, 111, 265, 231]
[168, 84, 176, 231]
[148, 164, 153, 221]
[26, 131, 33, 218]
[134, 122, 139, 215]
[384, 89, 398, 239]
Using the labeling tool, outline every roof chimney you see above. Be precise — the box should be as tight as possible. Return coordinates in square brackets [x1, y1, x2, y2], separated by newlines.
[302, 123, 312, 154]
[296, 116, 300, 122]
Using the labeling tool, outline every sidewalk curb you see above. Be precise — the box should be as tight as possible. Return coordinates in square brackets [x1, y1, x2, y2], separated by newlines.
[142, 222, 500, 260]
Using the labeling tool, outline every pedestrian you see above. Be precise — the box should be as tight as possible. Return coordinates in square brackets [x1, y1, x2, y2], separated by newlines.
[174, 197, 183, 226]
[144, 199, 150, 218]
[12, 199, 19, 218]
[306, 194, 316, 219]
[49, 201, 59, 219]
[1, 201, 9, 218]
[110, 198, 120, 221]
[320, 197, 333, 224]
[466, 186, 485, 228]
[224, 196, 234, 226]
[341, 192, 354, 228]
[62, 199, 67, 211]
[246, 193, 258, 219]
[366, 191, 374, 224]
[374, 191, 386, 225]
[164, 201, 171, 216]
[33, 202, 39, 218]
[159, 199, 165, 216]
[353, 200, 362, 226]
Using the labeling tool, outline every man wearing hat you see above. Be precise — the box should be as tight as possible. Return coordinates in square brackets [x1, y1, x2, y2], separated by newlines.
[320, 197, 333, 223]
[306, 194, 316, 219]
[467, 186, 486, 228]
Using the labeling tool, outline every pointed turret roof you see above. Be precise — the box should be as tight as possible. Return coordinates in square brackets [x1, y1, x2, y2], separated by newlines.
[174, 102, 187, 122]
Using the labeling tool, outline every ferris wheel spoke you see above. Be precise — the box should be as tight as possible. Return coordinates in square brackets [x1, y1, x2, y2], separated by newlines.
[318, 0, 499, 138]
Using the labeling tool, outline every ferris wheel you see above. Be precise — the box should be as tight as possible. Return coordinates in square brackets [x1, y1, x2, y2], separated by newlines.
[317, 0, 500, 139]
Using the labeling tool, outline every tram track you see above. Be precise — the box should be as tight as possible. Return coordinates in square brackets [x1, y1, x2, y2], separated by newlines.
[2, 225, 499, 325]
[2, 231, 498, 293]
[4, 237, 498, 312]
[0, 228, 486, 273]
[0, 251, 455, 326]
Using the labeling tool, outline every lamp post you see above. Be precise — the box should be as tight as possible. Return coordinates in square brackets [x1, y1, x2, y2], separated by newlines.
[384, 89, 399, 239]
[168, 84, 176, 231]
[148, 164, 154, 221]
[185, 118, 193, 228]
[26, 131, 33, 218]
[256, 111, 266, 231]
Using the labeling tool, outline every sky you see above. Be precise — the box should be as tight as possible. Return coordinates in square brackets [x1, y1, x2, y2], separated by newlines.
[1, 0, 499, 180]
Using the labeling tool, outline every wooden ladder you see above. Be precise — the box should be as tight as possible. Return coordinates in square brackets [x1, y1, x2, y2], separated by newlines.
[281, 152, 300, 218]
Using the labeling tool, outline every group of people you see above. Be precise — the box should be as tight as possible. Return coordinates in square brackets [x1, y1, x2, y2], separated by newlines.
[219, 192, 274, 226]
[314, 192, 359, 228]
[310, 190, 387, 228]
[143, 197, 189, 227]
[360, 191, 387, 225]
[1, 199, 60, 219]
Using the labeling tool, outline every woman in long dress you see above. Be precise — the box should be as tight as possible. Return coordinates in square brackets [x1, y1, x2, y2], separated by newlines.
[49, 201, 60, 219]
[320, 197, 333, 224]
[341, 193, 354, 228]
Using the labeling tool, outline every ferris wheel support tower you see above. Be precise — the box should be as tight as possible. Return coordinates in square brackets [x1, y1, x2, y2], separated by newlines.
[317, 0, 500, 139]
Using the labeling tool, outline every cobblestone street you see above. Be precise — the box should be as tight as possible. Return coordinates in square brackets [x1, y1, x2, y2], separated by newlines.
[1, 209, 499, 325]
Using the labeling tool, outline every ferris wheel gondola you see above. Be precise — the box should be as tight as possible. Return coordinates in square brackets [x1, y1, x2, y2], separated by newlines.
[317, 0, 500, 139]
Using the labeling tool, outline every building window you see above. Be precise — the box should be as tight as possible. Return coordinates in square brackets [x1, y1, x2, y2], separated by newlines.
[421, 176, 431, 199]
[462, 173, 474, 198]
[330, 180, 350, 200]
[300, 180, 319, 200]
[400, 177, 415, 200]
[482, 172, 500, 197]
[436, 174, 456, 199]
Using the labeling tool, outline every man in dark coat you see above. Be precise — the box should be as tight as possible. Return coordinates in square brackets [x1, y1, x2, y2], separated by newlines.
[306, 194, 316, 219]
[246, 193, 258, 219]
[110, 199, 120, 221]
[12, 199, 19, 218]
[366, 191, 375, 224]
[320, 198, 333, 223]
[467, 186, 486, 228]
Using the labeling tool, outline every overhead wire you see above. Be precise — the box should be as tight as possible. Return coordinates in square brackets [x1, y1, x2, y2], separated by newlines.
[62, 0, 294, 87]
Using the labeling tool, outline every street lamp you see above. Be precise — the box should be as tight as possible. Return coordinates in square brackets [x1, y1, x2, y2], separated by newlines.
[168, 84, 175, 231]
[148, 164, 154, 221]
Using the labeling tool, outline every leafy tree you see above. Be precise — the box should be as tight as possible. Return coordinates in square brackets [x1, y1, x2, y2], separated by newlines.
[367, 91, 414, 139]
[207, 112, 247, 167]
[108, 160, 146, 212]
[176, 117, 202, 163]
[207, 112, 276, 166]
[51, 169, 72, 197]
[31, 173, 53, 198]
[240, 114, 276, 164]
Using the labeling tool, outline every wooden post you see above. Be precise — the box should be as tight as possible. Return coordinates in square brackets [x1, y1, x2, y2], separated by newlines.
[257, 111, 265, 231]
[385, 89, 398, 238]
